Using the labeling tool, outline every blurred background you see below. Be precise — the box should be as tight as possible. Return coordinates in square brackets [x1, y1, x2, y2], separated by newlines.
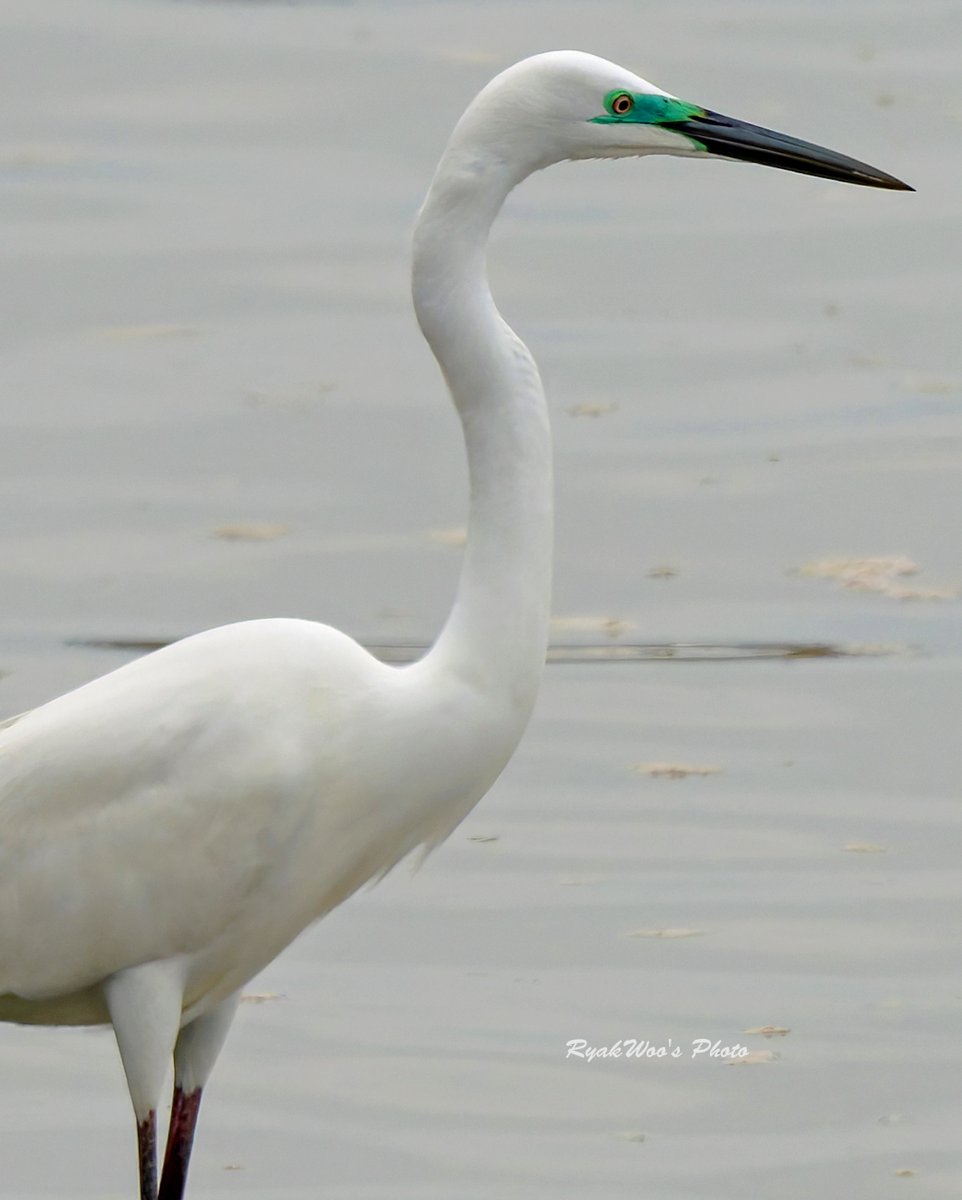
[0, 1, 960, 1197]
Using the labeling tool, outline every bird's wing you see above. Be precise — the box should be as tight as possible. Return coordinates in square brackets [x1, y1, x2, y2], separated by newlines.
[0, 621, 373, 1005]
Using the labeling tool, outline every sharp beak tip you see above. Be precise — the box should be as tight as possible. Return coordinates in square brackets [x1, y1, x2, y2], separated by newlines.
[856, 171, 914, 192]
[860, 166, 914, 192]
[676, 111, 915, 195]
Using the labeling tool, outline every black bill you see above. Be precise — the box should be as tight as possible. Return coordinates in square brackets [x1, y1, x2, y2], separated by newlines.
[667, 109, 913, 191]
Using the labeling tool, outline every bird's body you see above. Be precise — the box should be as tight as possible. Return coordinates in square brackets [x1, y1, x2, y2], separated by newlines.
[0, 617, 535, 1027]
[0, 49, 908, 1200]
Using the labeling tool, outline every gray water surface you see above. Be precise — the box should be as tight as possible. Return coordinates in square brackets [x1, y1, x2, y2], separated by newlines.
[1, 1, 960, 1196]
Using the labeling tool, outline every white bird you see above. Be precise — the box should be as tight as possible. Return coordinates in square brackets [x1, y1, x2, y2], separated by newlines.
[0, 51, 909, 1200]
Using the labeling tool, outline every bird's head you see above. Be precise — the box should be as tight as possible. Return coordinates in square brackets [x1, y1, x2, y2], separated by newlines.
[447, 50, 911, 191]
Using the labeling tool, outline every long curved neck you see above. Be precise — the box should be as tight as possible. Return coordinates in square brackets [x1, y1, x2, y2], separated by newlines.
[412, 148, 552, 716]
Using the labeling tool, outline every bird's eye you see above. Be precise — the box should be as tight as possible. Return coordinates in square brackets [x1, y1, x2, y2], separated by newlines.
[609, 92, 634, 116]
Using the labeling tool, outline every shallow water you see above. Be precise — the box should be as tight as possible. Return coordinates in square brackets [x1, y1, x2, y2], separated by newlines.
[1, 0, 960, 1196]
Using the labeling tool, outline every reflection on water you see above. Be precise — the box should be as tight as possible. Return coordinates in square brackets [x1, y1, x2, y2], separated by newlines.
[71, 637, 906, 663]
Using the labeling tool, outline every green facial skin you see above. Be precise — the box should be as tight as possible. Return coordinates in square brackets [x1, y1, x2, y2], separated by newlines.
[591, 90, 708, 149]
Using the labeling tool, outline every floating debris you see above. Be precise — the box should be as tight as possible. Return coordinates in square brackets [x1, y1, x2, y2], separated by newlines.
[566, 401, 619, 418]
[647, 566, 678, 579]
[550, 615, 635, 638]
[434, 48, 502, 66]
[240, 992, 284, 1005]
[839, 643, 912, 657]
[632, 762, 722, 779]
[843, 842, 888, 854]
[799, 555, 915, 587]
[0, 144, 83, 167]
[728, 1050, 779, 1065]
[796, 556, 956, 600]
[429, 526, 467, 547]
[467, 835, 499, 844]
[901, 372, 961, 394]
[212, 523, 290, 542]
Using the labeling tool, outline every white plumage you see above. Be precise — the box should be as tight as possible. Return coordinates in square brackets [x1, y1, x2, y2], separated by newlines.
[0, 50, 908, 1200]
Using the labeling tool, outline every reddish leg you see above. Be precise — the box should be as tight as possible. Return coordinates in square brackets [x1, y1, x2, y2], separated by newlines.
[158, 1086, 203, 1200]
[136, 1110, 158, 1200]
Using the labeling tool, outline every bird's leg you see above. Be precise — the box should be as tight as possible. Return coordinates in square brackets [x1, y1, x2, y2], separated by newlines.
[158, 992, 240, 1200]
[136, 1110, 158, 1200]
[158, 1085, 203, 1200]
[103, 962, 186, 1200]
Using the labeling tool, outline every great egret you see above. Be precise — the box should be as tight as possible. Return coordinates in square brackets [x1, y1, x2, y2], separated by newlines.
[0, 51, 909, 1200]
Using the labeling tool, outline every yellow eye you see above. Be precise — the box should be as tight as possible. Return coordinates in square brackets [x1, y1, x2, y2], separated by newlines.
[610, 92, 634, 116]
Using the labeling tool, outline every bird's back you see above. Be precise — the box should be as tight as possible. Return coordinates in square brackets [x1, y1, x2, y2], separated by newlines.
[0, 619, 397, 1023]
[0, 617, 525, 1026]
